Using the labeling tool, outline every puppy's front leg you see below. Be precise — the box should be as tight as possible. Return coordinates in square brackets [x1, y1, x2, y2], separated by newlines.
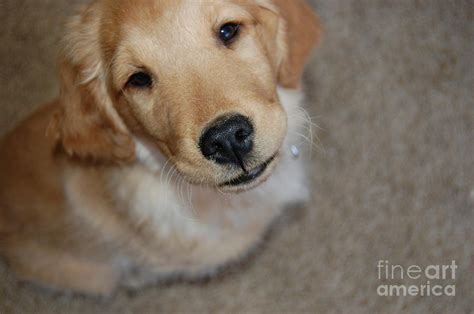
[7, 246, 119, 296]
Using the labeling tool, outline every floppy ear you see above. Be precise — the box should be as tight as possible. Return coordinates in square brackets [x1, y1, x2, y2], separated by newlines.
[258, 0, 321, 89]
[50, 4, 135, 162]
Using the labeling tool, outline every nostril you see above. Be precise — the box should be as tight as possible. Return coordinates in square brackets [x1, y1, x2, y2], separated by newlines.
[213, 142, 224, 153]
[207, 144, 218, 155]
[235, 129, 250, 142]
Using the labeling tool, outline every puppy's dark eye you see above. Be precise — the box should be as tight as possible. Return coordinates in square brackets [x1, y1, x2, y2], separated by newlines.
[219, 23, 240, 45]
[127, 72, 152, 88]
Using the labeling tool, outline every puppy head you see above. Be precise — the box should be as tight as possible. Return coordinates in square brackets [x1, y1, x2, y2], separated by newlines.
[53, 0, 321, 191]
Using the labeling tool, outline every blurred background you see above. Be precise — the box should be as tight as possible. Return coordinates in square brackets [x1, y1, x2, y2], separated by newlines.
[0, 0, 472, 313]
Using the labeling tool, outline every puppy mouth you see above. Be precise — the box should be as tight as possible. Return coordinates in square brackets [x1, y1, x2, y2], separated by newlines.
[220, 156, 275, 187]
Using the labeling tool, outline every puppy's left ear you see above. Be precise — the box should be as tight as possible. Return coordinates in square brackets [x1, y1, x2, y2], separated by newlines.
[258, 0, 322, 89]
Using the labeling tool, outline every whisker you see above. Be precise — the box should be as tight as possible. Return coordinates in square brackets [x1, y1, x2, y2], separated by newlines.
[286, 106, 326, 157]
[186, 180, 197, 217]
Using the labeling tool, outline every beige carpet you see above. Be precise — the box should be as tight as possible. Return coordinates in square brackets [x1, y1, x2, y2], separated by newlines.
[0, 0, 473, 313]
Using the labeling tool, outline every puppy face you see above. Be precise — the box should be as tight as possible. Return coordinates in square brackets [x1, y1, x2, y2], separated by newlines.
[54, 0, 320, 191]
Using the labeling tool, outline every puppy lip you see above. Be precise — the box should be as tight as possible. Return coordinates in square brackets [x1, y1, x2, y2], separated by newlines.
[220, 155, 275, 187]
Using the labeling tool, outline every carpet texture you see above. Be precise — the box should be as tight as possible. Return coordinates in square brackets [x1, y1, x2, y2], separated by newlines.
[0, 0, 473, 313]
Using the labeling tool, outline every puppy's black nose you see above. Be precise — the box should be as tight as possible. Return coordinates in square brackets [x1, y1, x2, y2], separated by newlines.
[199, 114, 254, 170]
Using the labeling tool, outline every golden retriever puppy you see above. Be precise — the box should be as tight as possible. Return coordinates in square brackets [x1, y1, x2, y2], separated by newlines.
[0, 0, 320, 295]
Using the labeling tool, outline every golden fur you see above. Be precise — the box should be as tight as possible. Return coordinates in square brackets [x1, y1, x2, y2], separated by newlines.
[0, 0, 320, 295]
